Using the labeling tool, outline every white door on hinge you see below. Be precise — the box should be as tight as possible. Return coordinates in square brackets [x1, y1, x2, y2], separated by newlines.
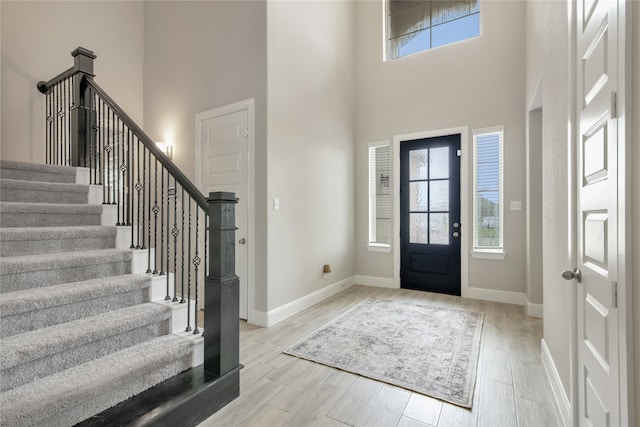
[575, 0, 619, 425]
[201, 110, 249, 319]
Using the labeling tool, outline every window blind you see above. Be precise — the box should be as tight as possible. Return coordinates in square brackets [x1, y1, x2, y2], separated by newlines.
[473, 130, 503, 249]
[369, 144, 391, 244]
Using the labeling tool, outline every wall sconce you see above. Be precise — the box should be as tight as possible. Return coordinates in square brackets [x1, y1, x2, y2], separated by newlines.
[155, 141, 173, 160]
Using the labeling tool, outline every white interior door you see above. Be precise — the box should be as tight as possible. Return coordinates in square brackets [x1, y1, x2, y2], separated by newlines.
[201, 110, 249, 319]
[575, 0, 620, 425]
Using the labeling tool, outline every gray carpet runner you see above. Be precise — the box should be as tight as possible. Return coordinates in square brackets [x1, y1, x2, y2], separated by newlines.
[0, 161, 193, 426]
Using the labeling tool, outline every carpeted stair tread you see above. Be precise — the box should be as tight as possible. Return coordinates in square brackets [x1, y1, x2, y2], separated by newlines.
[0, 160, 76, 183]
[0, 274, 152, 338]
[0, 274, 150, 317]
[0, 303, 171, 371]
[0, 248, 131, 275]
[0, 225, 117, 257]
[0, 202, 102, 227]
[0, 178, 89, 203]
[0, 249, 132, 293]
[0, 334, 193, 427]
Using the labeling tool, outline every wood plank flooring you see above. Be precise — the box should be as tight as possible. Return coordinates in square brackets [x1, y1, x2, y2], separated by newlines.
[198, 285, 559, 427]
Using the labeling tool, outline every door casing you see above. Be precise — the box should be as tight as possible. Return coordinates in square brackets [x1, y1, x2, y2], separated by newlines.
[195, 98, 256, 324]
[393, 127, 469, 292]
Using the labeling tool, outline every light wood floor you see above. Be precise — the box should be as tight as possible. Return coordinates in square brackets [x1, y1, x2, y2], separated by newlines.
[199, 285, 560, 427]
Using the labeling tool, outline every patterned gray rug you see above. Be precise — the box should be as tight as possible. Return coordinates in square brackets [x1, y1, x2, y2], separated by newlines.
[285, 297, 483, 408]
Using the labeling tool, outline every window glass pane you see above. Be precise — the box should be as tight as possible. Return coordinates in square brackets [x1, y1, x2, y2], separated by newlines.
[369, 144, 391, 245]
[429, 213, 449, 245]
[410, 213, 429, 243]
[429, 180, 449, 211]
[388, 2, 430, 39]
[410, 182, 429, 211]
[431, 0, 471, 25]
[431, 13, 480, 49]
[409, 149, 429, 180]
[393, 30, 431, 58]
[429, 146, 449, 179]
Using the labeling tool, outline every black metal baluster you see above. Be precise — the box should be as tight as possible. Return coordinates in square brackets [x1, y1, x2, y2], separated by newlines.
[135, 138, 142, 249]
[98, 98, 103, 187]
[203, 212, 208, 337]
[104, 108, 112, 205]
[46, 92, 52, 164]
[142, 147, 147, 251]
[186, 198, 192, 332]
[111, 109, 116, 205]
[62, 78, 67, 165]
[172, 179, 179, 302]
[181, 188, 186, 304]
[142, 147, 155, 273]
[127, 129, 132, 226]
[120, 120, 127, 225]
[115, 118, 121, 223]
[152, 158, 159, 275]
[160, 167, 166, 276]
[193, 208, 200, 334]
[67, 76, 72, 165]
[54, 84, 59, 165]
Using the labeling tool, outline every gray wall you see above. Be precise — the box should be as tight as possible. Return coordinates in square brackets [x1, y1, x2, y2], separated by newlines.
[633, 0, 639, 418]
[525, 0, 571, 403]
[142, 0, 269, 312]
[266, 0, 356, 311]
[354, 1, 528, 296]
[0, 1, 144, 163]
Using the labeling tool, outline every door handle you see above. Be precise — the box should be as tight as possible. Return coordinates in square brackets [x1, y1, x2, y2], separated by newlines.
[238, 238, 246, 245]
[561, 268, 582, 283]
[452, 231, 460, 238]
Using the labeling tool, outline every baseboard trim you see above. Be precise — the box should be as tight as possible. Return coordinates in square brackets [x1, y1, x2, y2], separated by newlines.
[541, 338, 572, 427]
[253, 276, 355, 327]
[462, 286, 527, 305]
[526, 301, 544, 318]
[354, 275, 397, 289]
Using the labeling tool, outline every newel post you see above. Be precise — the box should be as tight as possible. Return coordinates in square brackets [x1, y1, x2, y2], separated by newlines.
[70, 47, 96, 167]
[204, 192, 240, 377]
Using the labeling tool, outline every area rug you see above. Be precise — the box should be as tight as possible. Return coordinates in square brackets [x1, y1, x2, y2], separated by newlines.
[284, 297, 483, 408]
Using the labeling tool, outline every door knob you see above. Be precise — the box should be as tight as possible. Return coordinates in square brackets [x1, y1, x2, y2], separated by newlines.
[452, 231, 460, 238]
[453, 222, 460, 228]
[561, 268, 582, 283]
[238, 238, 246, 245]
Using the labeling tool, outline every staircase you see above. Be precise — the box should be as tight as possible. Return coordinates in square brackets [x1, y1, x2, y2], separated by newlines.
[0, 160, 199, 426]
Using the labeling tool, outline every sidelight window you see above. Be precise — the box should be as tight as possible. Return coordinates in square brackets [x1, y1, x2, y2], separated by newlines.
[472, 126, 503, 253]
[368, 142, 392, 250]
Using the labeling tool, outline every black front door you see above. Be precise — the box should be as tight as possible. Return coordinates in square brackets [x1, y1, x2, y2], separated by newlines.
[400, 134, 461, 295]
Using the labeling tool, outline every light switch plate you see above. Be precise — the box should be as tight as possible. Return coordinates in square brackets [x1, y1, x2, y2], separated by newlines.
[273, 198, 280, 210]
[510, 201, 522, 211]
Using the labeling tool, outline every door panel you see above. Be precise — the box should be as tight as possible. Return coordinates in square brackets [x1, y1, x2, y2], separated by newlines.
[400, 134, 461, 295]
[201, 110, 249, 319]
[575, 0, 619, 425]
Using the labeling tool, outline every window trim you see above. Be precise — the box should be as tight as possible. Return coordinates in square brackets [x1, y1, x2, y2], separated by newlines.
[368, 141, 392, 251]
[472, 125, 505, 256]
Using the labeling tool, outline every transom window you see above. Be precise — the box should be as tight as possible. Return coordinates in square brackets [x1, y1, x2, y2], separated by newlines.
[386, 0, 480, 60]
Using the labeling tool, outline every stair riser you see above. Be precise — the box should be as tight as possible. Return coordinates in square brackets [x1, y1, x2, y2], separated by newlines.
[0, 261, 131, 293]
[0, 212, 102, 227]
[0, 320, 171, 392]
[0, 235, 116, 257]
[0, 287, 149, 339]
[0, 188, 87, 204]
[0, 168, 76, 184]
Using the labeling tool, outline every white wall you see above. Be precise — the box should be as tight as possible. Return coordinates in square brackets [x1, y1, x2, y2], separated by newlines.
[354, 1, 527, 297]
[266, 0, 356, 311]
[525, 0, 571, 404]
[142, 1, 269, 311]
[0, 1, 144, 163]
